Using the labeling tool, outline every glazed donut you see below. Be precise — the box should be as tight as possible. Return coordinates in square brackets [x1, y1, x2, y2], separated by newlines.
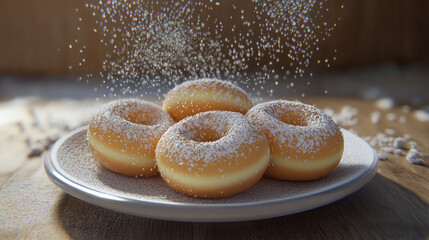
[155, 111, 270, 198]
[88, 99, 175, 177]
[162, 78, 253, 121]
[246, 100, 344, 181]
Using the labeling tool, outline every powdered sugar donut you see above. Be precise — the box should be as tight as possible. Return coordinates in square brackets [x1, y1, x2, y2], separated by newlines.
[162, 79, 253, 121]
[88, 99, 175, 177]
[155, 111, 270, 198]
[247, 100, 344, 181]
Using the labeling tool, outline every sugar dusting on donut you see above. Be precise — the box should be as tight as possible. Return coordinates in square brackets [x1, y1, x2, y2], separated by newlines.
[247, 100, 344, 181]
[162, 79, 253, 121]
[155, 110, 270, 198]
[247, 100, 341, 157]
[91, 99, 174, 147]
[166, 78, 250, 102]
[157, 111, 266, 172]
[88, 99, 175, 177]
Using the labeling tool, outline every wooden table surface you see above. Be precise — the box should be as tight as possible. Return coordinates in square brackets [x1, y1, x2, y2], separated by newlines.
[0, 96, 428, 239]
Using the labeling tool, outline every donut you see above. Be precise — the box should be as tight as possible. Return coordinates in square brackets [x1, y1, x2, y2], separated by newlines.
[246, 100, 344, 181]
[88, 99, 175, 177]
[155, 111, 270, 198]
[162, 78, 253, 121]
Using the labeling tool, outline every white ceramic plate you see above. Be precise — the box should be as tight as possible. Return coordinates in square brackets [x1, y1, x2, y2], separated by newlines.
[45, 126, 378, 222]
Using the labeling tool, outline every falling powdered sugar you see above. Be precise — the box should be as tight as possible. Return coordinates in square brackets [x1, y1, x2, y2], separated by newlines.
[74, 1, 340, 98]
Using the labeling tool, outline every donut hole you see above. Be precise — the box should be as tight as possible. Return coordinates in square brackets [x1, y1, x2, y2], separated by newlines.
[123, 111, 159, 126]
[278, 115, 307, 126]
[269, 108, 308, 127]
[183, 127, 226, 143]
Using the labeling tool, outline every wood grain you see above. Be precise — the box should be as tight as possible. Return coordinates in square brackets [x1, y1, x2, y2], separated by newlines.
[0, 96, 428, 239]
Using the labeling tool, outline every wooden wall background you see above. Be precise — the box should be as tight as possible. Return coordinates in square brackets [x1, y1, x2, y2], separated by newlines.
[0, 0, 428, 76]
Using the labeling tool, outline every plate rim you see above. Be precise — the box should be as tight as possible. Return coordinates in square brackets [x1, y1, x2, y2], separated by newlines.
[44, 126, 378, 222]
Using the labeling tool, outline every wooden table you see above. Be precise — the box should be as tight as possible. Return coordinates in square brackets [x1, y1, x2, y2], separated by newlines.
[1, 97, 428, 239]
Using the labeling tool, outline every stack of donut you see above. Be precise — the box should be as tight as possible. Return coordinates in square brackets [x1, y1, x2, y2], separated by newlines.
[88, 79, 344, 198]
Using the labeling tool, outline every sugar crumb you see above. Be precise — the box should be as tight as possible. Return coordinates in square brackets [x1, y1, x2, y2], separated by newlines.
[414, 109, 429, 122]
[375, 97, 395, 110]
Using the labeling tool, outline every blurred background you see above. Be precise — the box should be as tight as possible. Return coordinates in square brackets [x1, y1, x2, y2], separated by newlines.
[0, 0, 428, 102]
